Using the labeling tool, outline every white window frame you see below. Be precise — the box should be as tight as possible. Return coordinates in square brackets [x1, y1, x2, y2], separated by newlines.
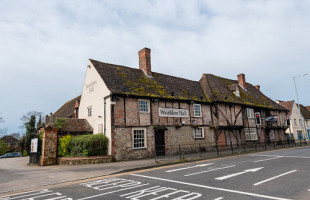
[193, 127, 204, 139]
[87, 106, 92, 117]
[132, 128, 147, 149]
[244, 128, 258, 141]
[138, 99, 150, 113]
[269, 129, 275, 140]
[246, 108, 254, 118]
[193, 104, 202, 117]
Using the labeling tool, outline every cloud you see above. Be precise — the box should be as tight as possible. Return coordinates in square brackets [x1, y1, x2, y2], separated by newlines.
[0, 0, 309, 133]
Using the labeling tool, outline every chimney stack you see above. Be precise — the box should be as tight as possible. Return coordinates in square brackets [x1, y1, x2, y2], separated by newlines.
[254, 85, 260, 91]
[237, 73, 247, 90]
[138, 48, 151, 76]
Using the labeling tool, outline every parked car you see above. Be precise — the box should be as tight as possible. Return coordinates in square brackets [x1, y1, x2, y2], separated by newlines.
[0, 152, 21, 158]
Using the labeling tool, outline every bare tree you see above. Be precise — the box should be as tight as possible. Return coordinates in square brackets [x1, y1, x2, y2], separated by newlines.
[20, 111, 45, 130]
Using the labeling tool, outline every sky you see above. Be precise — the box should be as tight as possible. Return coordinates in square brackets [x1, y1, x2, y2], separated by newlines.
[0, 0, 310, 135]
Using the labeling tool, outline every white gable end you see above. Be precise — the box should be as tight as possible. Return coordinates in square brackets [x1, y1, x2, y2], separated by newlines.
[79, 60, 112, 154]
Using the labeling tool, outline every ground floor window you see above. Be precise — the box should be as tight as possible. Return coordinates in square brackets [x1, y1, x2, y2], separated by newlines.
[193, 127, 204, 139]
[244, 128, 258, 141]
[133, 128, 147, 149]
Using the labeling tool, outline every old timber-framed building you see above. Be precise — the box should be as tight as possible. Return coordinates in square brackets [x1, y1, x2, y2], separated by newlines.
[77, 47, 289, 160]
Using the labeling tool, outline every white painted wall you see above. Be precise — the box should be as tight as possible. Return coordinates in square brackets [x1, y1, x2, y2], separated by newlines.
[285, 102, 305, 141]
[79, 60, 112, 154]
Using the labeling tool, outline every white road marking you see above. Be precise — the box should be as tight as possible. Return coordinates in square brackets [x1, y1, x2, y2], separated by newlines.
[253, 156, 282, 163]
[78, 183, 149, 200]
[215, 167, 264, 181]
[0, 189, 72, 200]
[250, 154, 310, 159]
[131, 174, 292, 200]
[253, 170, 297, 186]
[214, 197, 223, 200]
[249, 154, 275, 157]
[165, 163, 214, 172]
[184, 165, 236, 177]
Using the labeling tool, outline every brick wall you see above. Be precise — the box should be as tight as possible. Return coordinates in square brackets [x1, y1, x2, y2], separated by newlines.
[113, 125, 215, 161]
[114, 97, 213, 127]
[40, 127, 58, 166]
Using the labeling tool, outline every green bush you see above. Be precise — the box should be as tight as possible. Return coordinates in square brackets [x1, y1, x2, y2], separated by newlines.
[69, 134, 108, 157]
[58, 135, 72, 157]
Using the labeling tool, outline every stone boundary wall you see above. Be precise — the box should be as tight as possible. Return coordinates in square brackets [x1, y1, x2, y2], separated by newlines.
[40, 127, 58, 166]
[58, 155, 112, 165]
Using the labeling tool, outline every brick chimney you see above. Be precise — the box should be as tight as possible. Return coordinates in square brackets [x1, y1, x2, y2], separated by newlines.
[138, 48, 151, 76]
[237, 73, 247, 90]
[254, 85, 260, 91]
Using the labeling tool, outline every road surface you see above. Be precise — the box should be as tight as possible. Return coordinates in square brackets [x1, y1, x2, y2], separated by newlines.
[1, 147, 310, 200]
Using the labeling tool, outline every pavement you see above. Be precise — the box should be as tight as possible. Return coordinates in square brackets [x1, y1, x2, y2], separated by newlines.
[1, 146, 310, 199]
[0, 156, 156, 194]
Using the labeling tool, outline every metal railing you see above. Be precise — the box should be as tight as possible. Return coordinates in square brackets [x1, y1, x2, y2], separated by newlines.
[154, 140, 309, 162]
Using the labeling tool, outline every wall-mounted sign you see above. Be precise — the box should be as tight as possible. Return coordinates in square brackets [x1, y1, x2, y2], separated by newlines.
[158, 108, 189, 118]
[30, 138, 38, 153]
[86, 81, 97, 93]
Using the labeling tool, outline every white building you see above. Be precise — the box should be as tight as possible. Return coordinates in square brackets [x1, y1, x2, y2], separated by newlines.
[277, 100, 310, 141]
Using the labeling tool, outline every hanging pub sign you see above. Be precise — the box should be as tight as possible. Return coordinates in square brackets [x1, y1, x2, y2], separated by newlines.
[158, 107, 189, 117]
[30, 138, 38, 153]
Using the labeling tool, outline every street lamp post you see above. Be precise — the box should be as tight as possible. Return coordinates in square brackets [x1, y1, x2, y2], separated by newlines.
[293, 73, 308, 143]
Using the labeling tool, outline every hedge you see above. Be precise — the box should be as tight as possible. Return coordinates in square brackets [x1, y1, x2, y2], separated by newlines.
[58, 134, 109, 157]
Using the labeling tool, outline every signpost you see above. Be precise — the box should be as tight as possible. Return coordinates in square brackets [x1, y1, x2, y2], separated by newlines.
[30, 138, 38, 153]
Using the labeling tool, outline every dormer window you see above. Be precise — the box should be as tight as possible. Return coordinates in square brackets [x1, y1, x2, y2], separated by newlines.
[229, 84, 240, 97]
[234, 90, 240, 97]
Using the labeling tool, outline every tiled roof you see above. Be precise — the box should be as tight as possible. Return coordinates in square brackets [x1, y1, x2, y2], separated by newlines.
[58, 118, 93, 133]
[90, 59, 285, 110]
[1, 135, 18, 144]
[52, 96, 81, 119]
[278, 100, 294, 116]
[299, 104, 310, 119]
[200, 74, 286, 110]
[306, 106, 310, 112]
[277, 101, 310, 119]
[90, 59, 210, 102]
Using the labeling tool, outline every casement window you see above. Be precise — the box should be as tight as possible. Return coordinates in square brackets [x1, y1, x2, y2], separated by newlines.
[133, 128, 147, 149]
[138, 99, 149, 113]
[269, 129, 275, 140]
[193, 127, 204, 139]
[193, 104, 202, 117]
[243, 108, 254, 118]
[294, 119, 297, 126]
[87, 106, 92, 117]
[299, 119, 302, 126]
[244, 128, 258, 141]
